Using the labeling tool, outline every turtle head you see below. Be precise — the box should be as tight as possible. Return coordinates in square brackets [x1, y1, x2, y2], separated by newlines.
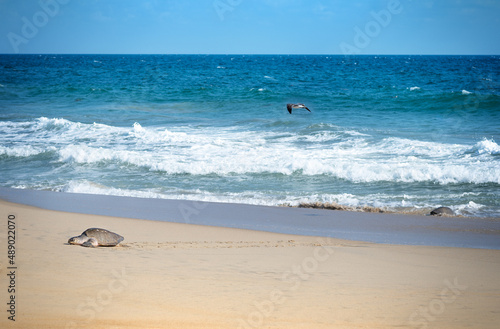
[68, 235, 87, 245]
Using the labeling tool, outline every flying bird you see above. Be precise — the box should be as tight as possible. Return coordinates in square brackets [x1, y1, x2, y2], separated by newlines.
[287, 103, 311, 114]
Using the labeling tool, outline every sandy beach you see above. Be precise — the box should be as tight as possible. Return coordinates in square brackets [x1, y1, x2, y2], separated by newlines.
[1, 194, 500, 329]
[2, 1, 499, 328]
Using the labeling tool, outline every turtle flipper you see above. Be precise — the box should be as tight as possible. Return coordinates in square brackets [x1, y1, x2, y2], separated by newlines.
[82, 238, 99, 248]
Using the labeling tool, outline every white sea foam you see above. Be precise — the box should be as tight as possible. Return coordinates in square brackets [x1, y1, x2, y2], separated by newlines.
[59, 181, 382, 209]
[455, 201, 485, 214]
[58, 144, 141, 164]
[62, 180, 168, 199]
[462, 89, 472, 95]
[2, 118, 500, 186]
[409, 86, 420, 91]
[467, 139, 500, 155]
[35, 117, 77, 131]
[0, 145, 46, 157]
[53, 137, 498, 184]
[61, 180, 287, 206]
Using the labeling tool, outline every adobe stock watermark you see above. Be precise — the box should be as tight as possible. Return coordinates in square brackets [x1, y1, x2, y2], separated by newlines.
[340, 0, 404, 55]
[408, 277, 467, 329]
[178, 199, 209, 224]
[65, 267, 128, 329]
[213, 0, 243, 21]
[7, 0, 70, 54]
[237, 238, 335, 328]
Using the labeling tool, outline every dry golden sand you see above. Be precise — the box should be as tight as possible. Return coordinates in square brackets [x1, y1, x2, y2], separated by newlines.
[1, 199, 499, 329]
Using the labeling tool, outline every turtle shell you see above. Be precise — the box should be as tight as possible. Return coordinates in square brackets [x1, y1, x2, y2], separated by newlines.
[82, 228, 124, 246]
[430, 207, 454, 216]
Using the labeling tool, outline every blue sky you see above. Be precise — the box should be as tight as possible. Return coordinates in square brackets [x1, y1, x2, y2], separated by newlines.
[1, 0, 499, 54]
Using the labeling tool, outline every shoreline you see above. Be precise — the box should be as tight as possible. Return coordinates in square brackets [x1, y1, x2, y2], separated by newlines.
[1, 187, 499, 249]
[1, 197, 500, 328]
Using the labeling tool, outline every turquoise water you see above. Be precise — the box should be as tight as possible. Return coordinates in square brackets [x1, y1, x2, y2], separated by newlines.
[1, 54, 499, 217]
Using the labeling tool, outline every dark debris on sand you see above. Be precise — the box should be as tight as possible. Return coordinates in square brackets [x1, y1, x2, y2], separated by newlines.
[283, 202, 386, 213]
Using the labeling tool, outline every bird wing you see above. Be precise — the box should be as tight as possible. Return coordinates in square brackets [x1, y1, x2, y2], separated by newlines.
[297, 104, 311, 112]
[286, 104, 293, 114]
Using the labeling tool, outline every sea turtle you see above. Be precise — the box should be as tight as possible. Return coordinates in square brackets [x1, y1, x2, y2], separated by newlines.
[68, 228, 124, 248]
[430, 207, 455, 216]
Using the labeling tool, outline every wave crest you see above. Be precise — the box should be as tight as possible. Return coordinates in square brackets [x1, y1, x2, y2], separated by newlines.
[467, 139, 500, 156]
[1, 117, 500, 185]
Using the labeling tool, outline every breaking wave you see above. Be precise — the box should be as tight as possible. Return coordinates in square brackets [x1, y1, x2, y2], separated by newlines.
[1, 118, 499, 185]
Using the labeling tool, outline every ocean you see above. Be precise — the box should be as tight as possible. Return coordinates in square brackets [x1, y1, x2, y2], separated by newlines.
[0, 54, 499, 217]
